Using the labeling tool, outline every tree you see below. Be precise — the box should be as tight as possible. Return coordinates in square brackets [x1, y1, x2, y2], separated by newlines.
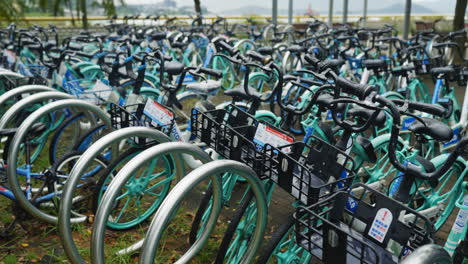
[453, 0, 467, 31]
[194, 0, 202, 26]
[0, 0, 25, 23]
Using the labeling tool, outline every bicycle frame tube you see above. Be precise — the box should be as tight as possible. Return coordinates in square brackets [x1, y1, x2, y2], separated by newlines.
[444, 182, 468, 256]
[0, 184, 15, 199]
[431, 78, 444, 104]
[460, 82, 468, 128]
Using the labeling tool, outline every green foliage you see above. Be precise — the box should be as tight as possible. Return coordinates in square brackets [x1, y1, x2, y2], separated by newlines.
[0, 0, 25, 22]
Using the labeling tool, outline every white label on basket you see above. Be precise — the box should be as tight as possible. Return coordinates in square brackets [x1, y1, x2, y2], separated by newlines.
[143, 98, 174, 127]
[253, 123, 293, 152]
[368, 208, 393, 243]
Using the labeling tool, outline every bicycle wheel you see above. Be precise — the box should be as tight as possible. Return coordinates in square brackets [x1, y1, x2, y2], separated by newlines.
[93, 146, 176, 230]
[189, 172, 240, 244]
[72, 123, 107, 153]
[42, 151, 108, 222]
[216, 180, 275, 264]
[256, 214, 312, 264]
[413, 157, 466, 231]
[215, 189, 255, 264]
[49, 112, 87, 165]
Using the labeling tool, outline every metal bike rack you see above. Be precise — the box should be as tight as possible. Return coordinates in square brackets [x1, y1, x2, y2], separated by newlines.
[139, 159, 268, 264]
[6, 99, 112, 225]
[91, 142, 217, 264]
[0, 91, 76, 129]
[58, 127, 178, 264]
[0, 70, 26, 80]
[0, 85, 55, 106]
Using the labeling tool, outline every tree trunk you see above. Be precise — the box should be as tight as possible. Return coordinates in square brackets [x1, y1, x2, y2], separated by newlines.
[194, 0, 202, 26]
[68, 0, 75, 26]
[453, 0, 467, 31]
[81, 0, 88, 29]
[53, 0, 61, 16]
[453, 0, 467, 63]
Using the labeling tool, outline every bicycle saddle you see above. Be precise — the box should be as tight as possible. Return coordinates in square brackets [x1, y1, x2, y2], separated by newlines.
[164, 61, 185, 75]
[287, 45, 305, 53]
[355, 135, 377, 163]
[348, 105, 386, 127]
[151, 32, 166, 41]
[362, 59, 387, 70]
[257, 46, 274, 56]
[224, 85, 263, 101]
[315, 93, 346, 113]
[430, 66, 455, 75]
[409, 117, 453, 141]
[171, 42, 186, 49]
[318, 122, 336, 145]
[186, 80, 221, 94]
[270, 37, 282, 43]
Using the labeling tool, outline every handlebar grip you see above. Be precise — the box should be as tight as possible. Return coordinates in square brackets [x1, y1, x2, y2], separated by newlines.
[304, 54, 320, 66]
[390, 99, 447, 117]
[449, 29, 466, 38]
[198, 67, 223, 78]
[336, 77, 376, 99]
[215, 40, 237, 56]
[245, 50, 271, 64]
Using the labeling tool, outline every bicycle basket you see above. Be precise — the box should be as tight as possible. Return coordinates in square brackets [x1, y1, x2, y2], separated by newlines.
[191, 105, 268, 175]
[17, 63, 49, 85]
[109, 103, 174, 132]
[295, 183, 434, 264]
[262, 135, 356, 205]
[108, 102, 175, 145]
[64, 79, 117, 104]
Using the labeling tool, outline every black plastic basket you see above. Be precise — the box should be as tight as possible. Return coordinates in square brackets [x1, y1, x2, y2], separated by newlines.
[262, 135, 356, 205]
[190, 105, 267, 175]
[294, 183, 434, 264]
[108, 102, 175, 143]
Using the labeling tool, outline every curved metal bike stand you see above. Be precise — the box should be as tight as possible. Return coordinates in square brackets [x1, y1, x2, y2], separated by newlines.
[0, 70, 26, 80]
[139, 159, 267, 264]
[0, 91, 76, 129]
[0, 85, 55, 106]
[58, 127, 178, 264]
[90, 142, 216, 264]
[6, 99, 112, 224]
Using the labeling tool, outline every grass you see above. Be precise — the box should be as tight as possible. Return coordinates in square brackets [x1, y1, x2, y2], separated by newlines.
[0, 116, 228, 263]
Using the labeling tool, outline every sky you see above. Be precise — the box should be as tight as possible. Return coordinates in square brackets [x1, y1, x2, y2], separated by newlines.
[123, 0, 457, 13]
